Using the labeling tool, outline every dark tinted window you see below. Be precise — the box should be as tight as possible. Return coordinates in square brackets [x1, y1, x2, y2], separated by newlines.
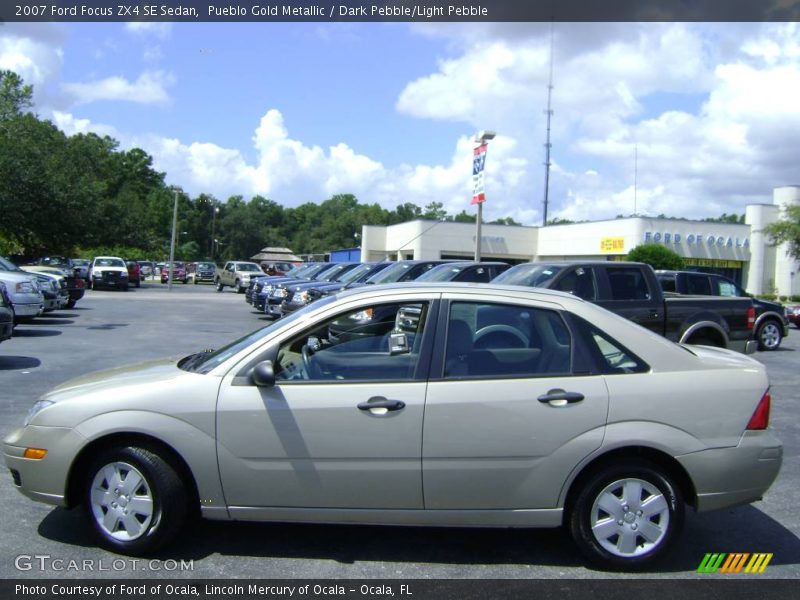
[553, 267, 598, 300]
[606, 267, 650, 301]
[686, 274, 712, 295]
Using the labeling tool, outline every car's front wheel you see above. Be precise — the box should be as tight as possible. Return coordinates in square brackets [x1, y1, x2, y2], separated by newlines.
[756, 320, 783, 351]
[84, 446, 187, 555]
[216, 279, 224, 292]
[568, 459, 684, 571]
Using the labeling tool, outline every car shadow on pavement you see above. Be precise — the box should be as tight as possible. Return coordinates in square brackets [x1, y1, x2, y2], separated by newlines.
[24, 318, 74, 326]
[0, 356, 41, 370]
[45, 312, 79, 318]
[12, 329, 62, 337]
[37, 504, 800, 573]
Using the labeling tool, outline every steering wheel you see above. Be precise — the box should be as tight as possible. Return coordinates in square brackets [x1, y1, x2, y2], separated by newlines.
[474, 325, 529, 349]
[301, 344, 323, 379]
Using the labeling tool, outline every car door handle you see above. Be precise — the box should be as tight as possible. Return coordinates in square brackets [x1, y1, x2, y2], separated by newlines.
[648, 309, 659, 318]
[357, 397, 406, 412]
[537, 389, 584, 406]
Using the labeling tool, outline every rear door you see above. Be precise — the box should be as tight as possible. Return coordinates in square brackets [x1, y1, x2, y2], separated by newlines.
[595, 266, 663, 335]
[422, 294, 609, 510]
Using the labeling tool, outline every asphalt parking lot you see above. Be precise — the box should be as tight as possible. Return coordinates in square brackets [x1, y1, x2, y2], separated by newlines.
[1, 281, 798, 579]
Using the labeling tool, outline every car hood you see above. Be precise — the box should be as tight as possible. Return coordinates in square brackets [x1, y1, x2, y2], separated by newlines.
[42, 357, 185, 403]
[0, 271, 37, 283]
[94, 266, 127, 273]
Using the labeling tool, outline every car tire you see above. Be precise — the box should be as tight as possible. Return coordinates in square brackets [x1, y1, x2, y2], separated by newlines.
[235, 279, 244, 293]
[568, 459, 684, 571]
[84, 446, 188, 556]
[756, 320, 783, 351]
[216, 280, 224, 292]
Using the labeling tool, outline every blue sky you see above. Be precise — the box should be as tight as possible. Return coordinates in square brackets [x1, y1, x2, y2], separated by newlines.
[4, 21, 800, 224]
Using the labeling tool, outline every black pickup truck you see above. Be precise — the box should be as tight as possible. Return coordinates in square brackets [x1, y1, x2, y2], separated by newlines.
[493, 261, 757, 354]
[655, 270, 789, 351]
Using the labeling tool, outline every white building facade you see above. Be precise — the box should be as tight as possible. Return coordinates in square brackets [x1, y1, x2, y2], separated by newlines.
[360, 186, 800, 297]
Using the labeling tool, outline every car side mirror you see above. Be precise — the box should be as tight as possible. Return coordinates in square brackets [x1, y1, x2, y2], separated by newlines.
[251, 361, 276, 387]
[389, 332, 410, 356]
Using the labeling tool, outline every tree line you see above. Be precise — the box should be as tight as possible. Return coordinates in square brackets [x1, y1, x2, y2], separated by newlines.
[0, 70, 519, 263]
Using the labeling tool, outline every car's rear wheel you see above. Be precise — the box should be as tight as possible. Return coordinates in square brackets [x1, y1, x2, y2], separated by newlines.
[756, 320, 783, 351]
[568, 459, 684, 571]
[84, 446, 187, 555]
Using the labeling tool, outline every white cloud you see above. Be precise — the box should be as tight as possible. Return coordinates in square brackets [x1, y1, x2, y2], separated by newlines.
[124, 23, 173, 39]
[62, 70, 174, 105]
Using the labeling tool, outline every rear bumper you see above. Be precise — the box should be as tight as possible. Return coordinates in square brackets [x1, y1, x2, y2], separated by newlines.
[677, 430, 782, 512]
[13, 302, 44, 318]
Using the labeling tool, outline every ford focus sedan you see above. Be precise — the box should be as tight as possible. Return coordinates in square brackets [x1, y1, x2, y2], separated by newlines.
[4, 283, 781, 570]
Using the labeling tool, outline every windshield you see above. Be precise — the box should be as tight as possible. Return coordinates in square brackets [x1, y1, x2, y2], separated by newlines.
[320, 264, 354, 282]
[94, 258, 126, 267]
[493, 264, 564, 288]
[73, 259, 89, 266]
[196, 263, 215, 269]
[182, 294, 338, 374]
[366, 262, 413, 284]
[338, 263, 376, 284]
[39, 257, 69, 266]
[416, 264, 467, 282]
[236, 263, 262, 272]
[0, 256, 24, 272]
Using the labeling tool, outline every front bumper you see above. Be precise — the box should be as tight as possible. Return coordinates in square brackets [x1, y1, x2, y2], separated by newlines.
[677, 430, 782, 512]
[13, 302, 44, 318]
[4, 425, 87, 508]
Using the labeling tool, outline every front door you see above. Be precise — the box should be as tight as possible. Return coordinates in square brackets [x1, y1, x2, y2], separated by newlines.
[216, 298, 434, 510]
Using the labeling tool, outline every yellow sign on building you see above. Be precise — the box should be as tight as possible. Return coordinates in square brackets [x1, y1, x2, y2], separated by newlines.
[600, 237, 625, 253]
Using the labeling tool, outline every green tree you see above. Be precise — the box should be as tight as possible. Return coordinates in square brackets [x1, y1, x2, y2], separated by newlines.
[762, 204, 800, 261]
[0, 70, 33, 120]
[422, 201, 448, 220]
[626, 243, 685, 270]
[703, 213, 744, 224]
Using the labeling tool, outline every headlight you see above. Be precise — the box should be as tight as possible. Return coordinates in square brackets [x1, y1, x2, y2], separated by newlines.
[24, 400, 54, 426]
[242, 275, 251, 281]
[92, 271, 102, 277]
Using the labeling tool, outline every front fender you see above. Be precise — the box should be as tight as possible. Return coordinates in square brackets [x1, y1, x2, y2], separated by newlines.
[73, 410, 226, 512]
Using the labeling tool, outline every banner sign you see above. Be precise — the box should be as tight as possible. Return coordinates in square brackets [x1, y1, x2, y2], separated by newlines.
[472, 143, 488, 205]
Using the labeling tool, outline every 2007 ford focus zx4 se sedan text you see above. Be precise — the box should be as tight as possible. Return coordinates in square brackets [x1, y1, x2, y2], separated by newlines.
[4, 282, 782, 570]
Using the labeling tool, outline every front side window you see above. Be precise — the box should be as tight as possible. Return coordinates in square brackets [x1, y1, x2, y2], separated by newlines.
[553, 267, 598, 300]
[443, 302, 572, 378]
[274, 301, 429, 382]
[606, 267, 650, 301]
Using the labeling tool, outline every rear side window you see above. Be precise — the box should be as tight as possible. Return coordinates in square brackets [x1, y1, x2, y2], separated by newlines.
[715, 278, 739, 297]
[658, 276, 676, 293]
[606, 267, 650, 301]
[444, 302, 572, 379]
[571, 315, 649, 375]
[686, 274, 712, 295]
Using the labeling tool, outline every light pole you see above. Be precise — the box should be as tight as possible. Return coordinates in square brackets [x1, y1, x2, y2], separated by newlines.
[473, 130, 496, 261]
[210, 205, 219, 259]
[167, 187, 179, 291]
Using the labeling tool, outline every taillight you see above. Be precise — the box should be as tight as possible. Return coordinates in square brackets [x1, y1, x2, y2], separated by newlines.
[746, 389, 771, 430]
[746, 306, 755, 330]
[75, 279, 85, 289]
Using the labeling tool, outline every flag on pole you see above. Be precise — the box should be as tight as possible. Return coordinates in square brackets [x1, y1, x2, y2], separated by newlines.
[471, 143, 488, 205]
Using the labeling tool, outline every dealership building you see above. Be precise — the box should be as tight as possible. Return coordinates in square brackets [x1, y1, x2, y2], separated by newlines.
[360, 185, 800, 297]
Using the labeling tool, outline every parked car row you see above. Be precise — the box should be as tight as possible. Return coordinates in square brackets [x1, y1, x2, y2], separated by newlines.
[0, 256, 84, 333]
[237, 260, 770, 354]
